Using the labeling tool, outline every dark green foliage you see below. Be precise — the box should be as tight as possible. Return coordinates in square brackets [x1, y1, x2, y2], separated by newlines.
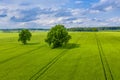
[45, 24, 71, 48]
[92, 28, 98, 32]
[18, 29, 32, 44]
[68, 27, 99, 31]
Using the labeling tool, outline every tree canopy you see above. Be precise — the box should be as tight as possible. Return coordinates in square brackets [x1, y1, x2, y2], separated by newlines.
[18, 29, 32, 44]
[45, 24, 71, 48]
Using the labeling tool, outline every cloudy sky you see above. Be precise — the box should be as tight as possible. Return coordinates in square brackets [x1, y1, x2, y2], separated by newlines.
[0, 0, 120, 29]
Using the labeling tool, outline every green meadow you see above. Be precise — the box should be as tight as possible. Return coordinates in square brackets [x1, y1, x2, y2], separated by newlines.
[0, 32, 120, 80]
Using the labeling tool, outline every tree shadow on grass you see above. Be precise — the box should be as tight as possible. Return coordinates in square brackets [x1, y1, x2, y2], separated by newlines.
[61, 43, 80, 49]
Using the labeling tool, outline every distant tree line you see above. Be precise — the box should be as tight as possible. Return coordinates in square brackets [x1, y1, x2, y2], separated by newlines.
[1, 26, 120, 32]
[98, 27, 120, 31]
[0, 28, 49, 32]
[68, 27, 120, 31]
[68, 27, 98, 32]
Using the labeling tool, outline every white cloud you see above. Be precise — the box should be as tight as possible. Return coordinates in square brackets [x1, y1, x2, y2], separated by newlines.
[92, 0, 120, 11]
[0, 0, 69, 9]
[89, 10, 100, 13]
[108, 17, 120, 22]
[75, 1, 83, 4]
[70, 8, 87, 16]
[0, 0, 120, 28]
[104, 6, 113, 11]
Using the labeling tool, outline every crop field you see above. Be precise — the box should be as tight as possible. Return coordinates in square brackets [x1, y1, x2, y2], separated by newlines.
[0, 32, 120, 80]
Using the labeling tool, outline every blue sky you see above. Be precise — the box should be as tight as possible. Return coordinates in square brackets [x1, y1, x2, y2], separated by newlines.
[0, 0, 120, 29]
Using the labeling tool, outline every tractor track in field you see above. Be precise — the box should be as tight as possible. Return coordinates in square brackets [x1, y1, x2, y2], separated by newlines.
[69, 56, 81, 80]
[95, 33, 114, 80]
[29, 47, 72, 80]
[0, 46, 18, 52]
[0, 45, 44, 64]
[29, 33, 84, 80]
[69, 34, 89, 80]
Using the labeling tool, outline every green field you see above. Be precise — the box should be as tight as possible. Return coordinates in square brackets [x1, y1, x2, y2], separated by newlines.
[0, 32, 120, 80]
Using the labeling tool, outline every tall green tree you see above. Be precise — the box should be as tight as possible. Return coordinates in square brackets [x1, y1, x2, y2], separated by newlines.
[18, 29, 32, 44]
[45, 24, 71, 48]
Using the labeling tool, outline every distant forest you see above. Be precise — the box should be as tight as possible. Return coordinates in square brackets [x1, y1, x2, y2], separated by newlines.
[0, 28, 49, 32]
[0, 27, 120, 32]
[68, 27, 120, 31]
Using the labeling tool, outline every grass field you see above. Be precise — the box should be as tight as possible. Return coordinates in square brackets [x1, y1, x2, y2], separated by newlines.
[0, 32, 120, 80]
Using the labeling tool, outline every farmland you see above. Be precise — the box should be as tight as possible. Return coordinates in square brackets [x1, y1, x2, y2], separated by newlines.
[0, 32, 120, 80]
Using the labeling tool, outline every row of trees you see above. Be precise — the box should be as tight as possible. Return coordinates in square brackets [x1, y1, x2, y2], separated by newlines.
[18, 24, 71, 48]
[68, 27, 98, 32]
[68, 27, 120, 31]
[1, 26, 120, 32]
